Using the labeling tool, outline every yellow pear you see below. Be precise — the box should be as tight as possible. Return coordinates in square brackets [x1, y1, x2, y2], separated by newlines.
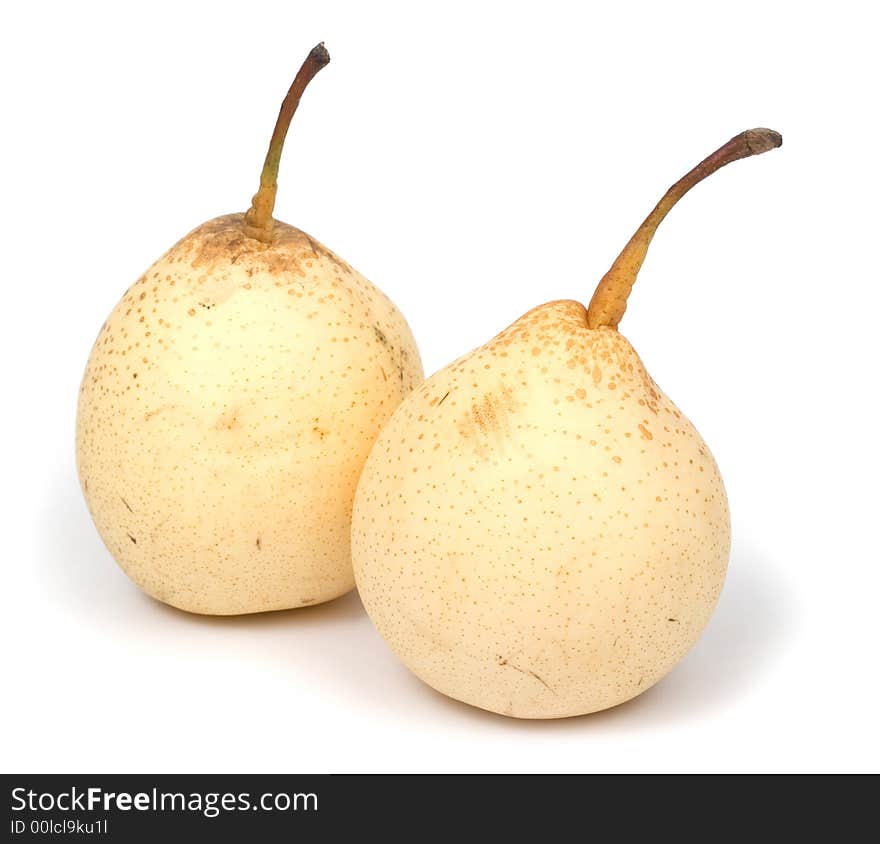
[77, 45, 423, 615]
[352, 129, 781, 717]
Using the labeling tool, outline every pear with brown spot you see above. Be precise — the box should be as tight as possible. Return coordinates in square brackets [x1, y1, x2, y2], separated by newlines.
[352, 129, 781, 717]
[77, 45, 423, 614]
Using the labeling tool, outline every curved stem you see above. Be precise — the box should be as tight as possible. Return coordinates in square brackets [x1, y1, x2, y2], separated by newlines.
[243, 43, 330, 243]
[586, 128, 782, 330]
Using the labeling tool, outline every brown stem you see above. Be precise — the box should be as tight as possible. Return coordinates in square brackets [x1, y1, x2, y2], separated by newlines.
[586, 128, 782, 329]
[243, 43, 330, 243]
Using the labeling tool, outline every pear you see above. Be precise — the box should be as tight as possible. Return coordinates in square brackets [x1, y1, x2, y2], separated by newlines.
[77, 45, 423, 615]
[352, 129, 781, 718]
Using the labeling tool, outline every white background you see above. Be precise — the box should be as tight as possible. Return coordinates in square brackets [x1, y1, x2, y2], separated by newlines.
[2, 0, 878, 773]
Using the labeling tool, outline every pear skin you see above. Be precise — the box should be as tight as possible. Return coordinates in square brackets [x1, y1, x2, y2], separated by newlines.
[77, 46, 423, 614]
[353, 301, 726, 717]
[352, 130, 780, 717]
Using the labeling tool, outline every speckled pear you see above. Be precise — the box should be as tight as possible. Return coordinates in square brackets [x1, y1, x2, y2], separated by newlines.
[352, 129, 781, 718]
[77, 45, 423, 614]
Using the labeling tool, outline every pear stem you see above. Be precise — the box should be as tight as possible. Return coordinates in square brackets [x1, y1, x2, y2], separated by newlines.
[586, 128, 782, 330]
[243, 43, 330, 243]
